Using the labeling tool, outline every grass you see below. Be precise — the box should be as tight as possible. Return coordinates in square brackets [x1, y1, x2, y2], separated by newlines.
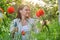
[35, 19, 60, 40]
[0, 19, 60, 40]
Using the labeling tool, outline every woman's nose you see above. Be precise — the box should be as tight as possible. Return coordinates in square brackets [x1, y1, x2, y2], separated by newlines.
[27, 11, 30, 13]
[28, 11, 30, 12]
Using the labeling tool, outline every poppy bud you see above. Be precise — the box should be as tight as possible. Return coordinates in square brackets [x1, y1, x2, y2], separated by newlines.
[21, 30, 25, 35]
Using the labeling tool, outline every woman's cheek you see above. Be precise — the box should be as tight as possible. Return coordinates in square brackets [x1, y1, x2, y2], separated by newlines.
[24, 11, 26, 15]
[22, 12, 26, 16]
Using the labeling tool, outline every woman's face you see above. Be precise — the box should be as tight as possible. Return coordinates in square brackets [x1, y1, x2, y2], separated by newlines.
[20, 6, 30, 18]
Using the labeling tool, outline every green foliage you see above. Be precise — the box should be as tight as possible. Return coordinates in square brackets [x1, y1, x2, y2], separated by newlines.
[0, 0, 59, 40]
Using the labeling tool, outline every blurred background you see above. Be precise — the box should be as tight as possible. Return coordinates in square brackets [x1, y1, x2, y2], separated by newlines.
[0, 0, 59, 40]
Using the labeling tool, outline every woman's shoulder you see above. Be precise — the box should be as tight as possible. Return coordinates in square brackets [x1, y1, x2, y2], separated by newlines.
[28, 18, 35, 24]
[12, 18, 20, 23]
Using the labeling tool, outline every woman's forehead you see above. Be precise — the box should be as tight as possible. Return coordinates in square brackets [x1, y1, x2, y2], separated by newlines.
[23, 6, 30, 10]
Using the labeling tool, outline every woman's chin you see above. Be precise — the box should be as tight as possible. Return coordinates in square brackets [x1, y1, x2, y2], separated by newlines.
[26, 16, 29, 18]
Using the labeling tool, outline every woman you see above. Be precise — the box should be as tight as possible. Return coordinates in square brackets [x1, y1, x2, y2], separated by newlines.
[10, 4, 39, 40]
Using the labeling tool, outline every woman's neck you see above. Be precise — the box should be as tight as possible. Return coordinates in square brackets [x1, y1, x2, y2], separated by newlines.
[21, 16, 27, 26]
[21, 16, 31, 21]
[21, 16, 26, 21]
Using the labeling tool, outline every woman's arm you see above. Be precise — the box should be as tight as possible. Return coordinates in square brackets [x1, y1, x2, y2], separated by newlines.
[10, 19, 18, 39]
[31, 18, 40, 34]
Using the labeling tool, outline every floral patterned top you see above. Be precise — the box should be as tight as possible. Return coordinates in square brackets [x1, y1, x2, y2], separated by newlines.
[10, 18, 39, 40]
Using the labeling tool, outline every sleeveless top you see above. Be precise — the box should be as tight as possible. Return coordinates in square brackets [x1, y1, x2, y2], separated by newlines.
[10, 18, 39, 40]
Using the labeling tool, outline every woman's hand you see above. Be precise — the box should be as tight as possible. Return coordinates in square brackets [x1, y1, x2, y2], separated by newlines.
[11, 27, 18, 39]
[14, 27, 18, 32]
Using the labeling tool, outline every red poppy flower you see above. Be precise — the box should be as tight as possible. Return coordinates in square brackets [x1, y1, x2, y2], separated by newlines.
[36, 9, 44, 17]
[21, 30, 25, 35]
[7, 6, 15, 14]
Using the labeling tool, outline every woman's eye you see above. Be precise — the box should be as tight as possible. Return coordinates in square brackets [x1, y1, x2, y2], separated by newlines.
[25, 9, 30, 11]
